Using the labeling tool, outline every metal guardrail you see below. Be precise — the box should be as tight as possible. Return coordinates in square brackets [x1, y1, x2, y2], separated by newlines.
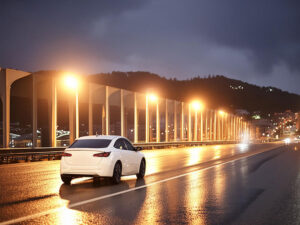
[136, 140, 238, 149]
[0, 141, 239, 164]
[0, 147, 65, 164]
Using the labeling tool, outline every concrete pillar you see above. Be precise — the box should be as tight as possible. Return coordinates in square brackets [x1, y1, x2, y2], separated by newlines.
[0, 95, 4, 148]
[229, 115, 232, 140]
[233, 116, 236, 140]
[105, 86, 110, 135]
[88, 87, 93, 135]
[200, 111, 203, 142]
[238, 118, 241, 140]
[240, 119, 243, 140]
[237, 118, 239, 140]
[101, 105, 105, 135]
[217, 114, 221, 140]
[75, 90, 79, 139]
[205, 110, 208, 140]
[226, 115, 229, 140]
[165, 99, 168, 142]
[233, 116, 236, 141]
[174, 101, 177, 141]
[221, 116, 224, 140]
[120, 89, 125, 137]
[50, 78, 57, 147]
[230, 115, 232, 140]
[180, 102, 184, 141]
[228, 115, 231, 140]
[145, 95, 149, 143]
[32, 74, 38, 147]
[188, 104, 192, 141]
[156, 100, 160, 142]
[194, 111, 198, 141]
[0, 71, 10, 148]
[0, 69, 31, 148]
[214, 110, 217, 141]
[209, 110, 213, 141]
[3, 88, 10, 148]
[69, 98, 75, 144]
[134, 92, 138, 143]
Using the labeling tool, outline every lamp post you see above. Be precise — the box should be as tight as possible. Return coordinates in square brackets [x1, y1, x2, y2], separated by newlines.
[65, 75, 79, 140]
[146, 93, 158, 142]
[191, 100, 204, 141]
[218, 110, 225, 141]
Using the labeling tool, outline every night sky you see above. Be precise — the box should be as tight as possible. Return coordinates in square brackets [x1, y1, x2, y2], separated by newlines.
[1, 0, 300, 94]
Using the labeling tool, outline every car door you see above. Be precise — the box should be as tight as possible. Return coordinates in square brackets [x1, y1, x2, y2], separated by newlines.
[123, 139, 140, 174]
[114, 138, 131, 175]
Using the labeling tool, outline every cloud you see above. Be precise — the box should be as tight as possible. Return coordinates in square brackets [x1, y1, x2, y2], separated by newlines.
[0, 0, 299, 94]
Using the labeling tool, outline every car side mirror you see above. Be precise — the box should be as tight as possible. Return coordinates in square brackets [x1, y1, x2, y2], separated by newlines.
[134, 146, 143, 151]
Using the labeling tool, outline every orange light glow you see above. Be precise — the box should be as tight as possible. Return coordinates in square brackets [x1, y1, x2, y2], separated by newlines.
[64, 74, 78, 89]
[218, 110, 225, 116]
[148, 93, 158, 102]
[191, 100, 204, 111]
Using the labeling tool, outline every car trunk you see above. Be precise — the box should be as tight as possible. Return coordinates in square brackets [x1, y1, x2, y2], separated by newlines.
[63, 148, 106, 166]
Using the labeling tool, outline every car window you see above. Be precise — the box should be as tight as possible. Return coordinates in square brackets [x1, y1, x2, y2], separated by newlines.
[123, 139, 134, 151]
[69, 139, 111, 148]
[114, 139, 127, 150]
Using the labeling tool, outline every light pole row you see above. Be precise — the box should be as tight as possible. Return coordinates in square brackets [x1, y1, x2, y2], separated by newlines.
[50, 77, 251, 146]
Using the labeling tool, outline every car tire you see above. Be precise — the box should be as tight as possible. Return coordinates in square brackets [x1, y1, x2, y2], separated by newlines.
[112, 162, 122, 184]
[61, 175, 72, 185]
[136, 159, 146, 179]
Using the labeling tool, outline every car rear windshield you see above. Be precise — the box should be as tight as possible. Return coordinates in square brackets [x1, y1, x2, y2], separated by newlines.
[69, 139, 111, 148]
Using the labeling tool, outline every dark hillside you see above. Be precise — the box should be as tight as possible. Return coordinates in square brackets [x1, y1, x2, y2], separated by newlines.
[87, 71, 300, 114]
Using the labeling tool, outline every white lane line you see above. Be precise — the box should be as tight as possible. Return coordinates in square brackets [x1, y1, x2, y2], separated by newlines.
[0, 146, 283, 225]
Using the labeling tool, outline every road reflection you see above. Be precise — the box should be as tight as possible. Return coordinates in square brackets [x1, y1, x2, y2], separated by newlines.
[57, 178, 147, 224]
[185, 171, 206, 224]
[0, 143, 286, 224]
[51, 207, 83, 225]
[186, 146, 205, 166]
[52, 143, 280, 225]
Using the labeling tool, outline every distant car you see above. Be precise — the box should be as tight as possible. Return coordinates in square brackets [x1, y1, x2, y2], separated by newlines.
[60, 135, 145, 184]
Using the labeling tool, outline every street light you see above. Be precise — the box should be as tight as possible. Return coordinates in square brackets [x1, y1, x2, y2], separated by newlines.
[190, 100, 204, 141]
[218, 110, 225, 116]
[191, 100, 204, 111]
[148, 93, 158, 102]
[65, 76, 78, 89]
[218, 110, 226, 140]
[146, 93, 159, 143]
[64, 74, 79, 140]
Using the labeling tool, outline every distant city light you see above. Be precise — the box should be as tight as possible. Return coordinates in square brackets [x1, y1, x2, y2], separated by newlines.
[252, 114, 261, 120]
[284, 138, 291, 144]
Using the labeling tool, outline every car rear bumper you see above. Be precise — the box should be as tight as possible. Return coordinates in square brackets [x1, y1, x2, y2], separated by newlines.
[60, 159, 114, 177]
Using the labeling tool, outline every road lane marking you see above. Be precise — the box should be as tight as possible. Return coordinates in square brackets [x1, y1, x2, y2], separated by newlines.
[0, 145, 285, 225]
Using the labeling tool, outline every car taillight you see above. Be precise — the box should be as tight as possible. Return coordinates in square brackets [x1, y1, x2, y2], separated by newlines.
[62, 152, 72, 157]
[93, 152, 111, 157]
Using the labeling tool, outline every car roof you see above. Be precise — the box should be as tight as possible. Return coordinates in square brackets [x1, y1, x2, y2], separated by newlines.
[77, 135, 122, 140]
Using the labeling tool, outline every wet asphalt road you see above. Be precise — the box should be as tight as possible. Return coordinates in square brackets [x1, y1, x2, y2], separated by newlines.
[1, 142, 300, 225]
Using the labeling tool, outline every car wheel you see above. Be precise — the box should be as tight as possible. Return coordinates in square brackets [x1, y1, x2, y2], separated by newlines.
[136, 159, 146, 179]
[112, 162, 122, 184]
[61, 175, 72, 185]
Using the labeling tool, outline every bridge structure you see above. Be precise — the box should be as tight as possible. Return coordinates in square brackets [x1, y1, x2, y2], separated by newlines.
[0, 68, 253, 149]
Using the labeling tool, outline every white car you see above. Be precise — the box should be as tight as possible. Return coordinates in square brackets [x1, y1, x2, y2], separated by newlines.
[60, 135, 145, 184]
